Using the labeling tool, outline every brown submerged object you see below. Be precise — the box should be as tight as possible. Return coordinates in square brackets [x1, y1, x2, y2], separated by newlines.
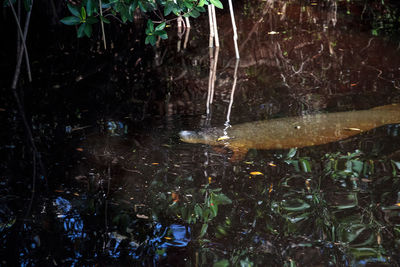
[179, 104, 400, 160]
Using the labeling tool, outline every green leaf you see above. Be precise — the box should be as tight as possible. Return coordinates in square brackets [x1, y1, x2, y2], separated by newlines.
[60, 16, 81, 25]
[155, 30, 168, 39]
[81, 6, 87, 20]
[194, 204, 202, 218]
[299, 158, 311, 172]
[198, 0, 207, 7]
[164, 2, 174, 16]
[183, 1, 193, 9]
[213, 259, 229, 267]
[86, 0, 94, 16]
[197, 0, 207, 7]
[145, 35, 157, 46]
[210, 0, 223, 9]
[287, 148, 297, 159]
[129, 0, 138, 15]
[138, 0, 147, 12]
[210, 203, 218, 217]
[119, 5, 132, 23]
[84, 23, 92, 37]
[68, 4, 80, 17]
[199, 223, 208, 238]
[146, 19, 154, 34]
[351, 160, 363, 175]
[202, 207, 210, 221]
[195, 6, 206, 12]
[77, 23, 86, 38]
[155, 22, 166, 31]
[211, 193, 232, 205]
[189, 9, 200, 18]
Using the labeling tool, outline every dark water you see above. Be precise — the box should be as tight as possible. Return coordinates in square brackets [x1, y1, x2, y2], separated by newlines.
[2, 0, 400, 266]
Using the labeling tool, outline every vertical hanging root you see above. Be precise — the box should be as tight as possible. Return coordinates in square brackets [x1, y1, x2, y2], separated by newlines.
[208, 5, 214, 47]
[99, 0, 107, 50]
[228, 0, 240, 59]
[185, 17, 191, 28]
[211, 5, 219, 47]
[183, 27, 191, 49]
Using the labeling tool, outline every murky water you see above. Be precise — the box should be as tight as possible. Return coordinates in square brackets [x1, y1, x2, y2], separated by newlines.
[2, 0, 400, 266]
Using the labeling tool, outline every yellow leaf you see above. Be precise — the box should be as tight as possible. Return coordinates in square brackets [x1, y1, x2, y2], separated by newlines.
[268, 162, 276, 167]
[152, 162, 159, 165]
[164, 236, 172, 240]
[395, 203, 400, 207]
[344, 128, 362, 132]
[217, 136, 230, 141]
[269, 184, 273, 193]
[268, 31, 279, 35]
[250, 171, 264, 176]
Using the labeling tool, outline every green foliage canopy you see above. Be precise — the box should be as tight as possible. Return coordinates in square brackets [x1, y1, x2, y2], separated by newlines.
[60, 0, 224, 44]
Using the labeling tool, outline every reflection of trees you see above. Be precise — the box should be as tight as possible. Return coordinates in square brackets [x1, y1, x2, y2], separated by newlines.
[235, 1, 400, 110]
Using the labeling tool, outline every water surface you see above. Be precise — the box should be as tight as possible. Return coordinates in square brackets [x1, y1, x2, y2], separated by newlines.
[1, 0, 400, 266]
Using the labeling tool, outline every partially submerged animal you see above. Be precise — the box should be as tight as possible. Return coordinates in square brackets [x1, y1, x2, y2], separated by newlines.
[179, 104, 400, 160]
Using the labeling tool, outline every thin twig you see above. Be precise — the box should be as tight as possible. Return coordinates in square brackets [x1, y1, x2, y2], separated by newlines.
[16, 0, 21, 58]
[8, 0, 32, 84]
[99, 0, 107, 49]
[9, 0, 47, 192]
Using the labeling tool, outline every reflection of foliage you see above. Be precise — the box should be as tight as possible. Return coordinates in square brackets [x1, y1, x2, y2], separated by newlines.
[202, 147, 400, 266]
[148, 173, 232, 239]
[361, 0, 400, 38]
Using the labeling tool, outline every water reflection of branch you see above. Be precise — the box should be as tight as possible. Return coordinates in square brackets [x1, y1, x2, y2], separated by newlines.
[238, 3, 271, 52]
[206, 47, 219, 117]
[225, 59, 240, 129]
[363, 64, 400, 90]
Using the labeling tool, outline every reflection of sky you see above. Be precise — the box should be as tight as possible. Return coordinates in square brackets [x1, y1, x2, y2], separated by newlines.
[53, 196, 191, 262]
[159, 223, 191, 248]
[54, 197, 72, 218]
[129, 223, 191, 260]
